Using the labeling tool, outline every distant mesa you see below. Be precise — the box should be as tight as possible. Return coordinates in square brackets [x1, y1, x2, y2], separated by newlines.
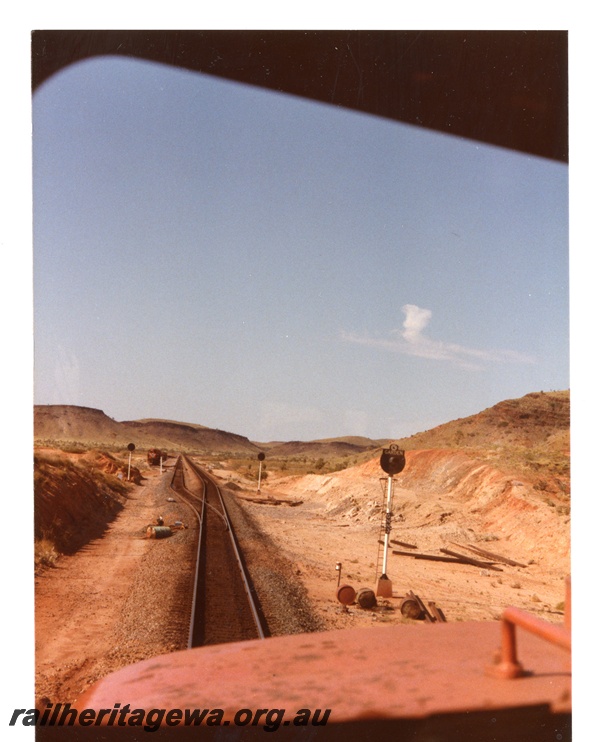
[33, 405, 388, 456]
[33, 405, 261, 455]
[33, 390, 569, 460]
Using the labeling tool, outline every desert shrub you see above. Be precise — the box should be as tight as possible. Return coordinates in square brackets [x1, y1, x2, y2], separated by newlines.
[35, 538, 59, 569]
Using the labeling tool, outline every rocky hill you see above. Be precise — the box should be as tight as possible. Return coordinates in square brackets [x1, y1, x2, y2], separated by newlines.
[34, 405, 125, 445]
[33, 405, 261, 455]
[120, 419, 260, 455]
[33, 405, 385, 457]
[389, 391, 570, 494]
[395, 391, 569, 451]
[261, 438, 385, 458]
[34, 392, 570, 485]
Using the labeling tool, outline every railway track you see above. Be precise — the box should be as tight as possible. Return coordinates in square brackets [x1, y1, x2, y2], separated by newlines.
[170, 455, 267, 648]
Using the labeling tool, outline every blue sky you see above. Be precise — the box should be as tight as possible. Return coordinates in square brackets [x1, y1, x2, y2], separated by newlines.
[32, 53, 570, 442]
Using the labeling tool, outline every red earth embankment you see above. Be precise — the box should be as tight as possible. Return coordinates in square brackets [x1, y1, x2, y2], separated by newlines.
[271, 448, 570, 572]
[34, 449, 142, 560]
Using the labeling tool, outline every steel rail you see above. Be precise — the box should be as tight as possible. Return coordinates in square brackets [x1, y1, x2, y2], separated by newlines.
[168, 456, 204, 649]
[184, 455, 266, 642]
[173, 455, 266, 645]
[213, 475, 266, 640]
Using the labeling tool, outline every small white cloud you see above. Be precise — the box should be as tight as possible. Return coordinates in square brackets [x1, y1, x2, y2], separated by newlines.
[401, 304, 432, 343]
[342, 304, 535, 371]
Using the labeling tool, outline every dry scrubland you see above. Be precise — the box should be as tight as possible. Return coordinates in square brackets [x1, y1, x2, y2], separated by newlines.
[34, 390, 570, 584]
[33, 391, 570, 702]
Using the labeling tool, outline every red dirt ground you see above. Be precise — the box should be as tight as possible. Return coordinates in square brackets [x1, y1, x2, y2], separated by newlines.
[33, 447, 570, 706]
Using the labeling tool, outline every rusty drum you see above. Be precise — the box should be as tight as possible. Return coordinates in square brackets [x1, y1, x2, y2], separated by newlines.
[337, 584, 357, 606]
[400, 596, 423, 620]
[356, 588, 377, 609]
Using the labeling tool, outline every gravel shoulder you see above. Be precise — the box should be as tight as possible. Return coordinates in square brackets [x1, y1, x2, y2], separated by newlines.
[34, 464, 326, 706]
[222, 488, 325, 636]
[35, 466, 195, 705]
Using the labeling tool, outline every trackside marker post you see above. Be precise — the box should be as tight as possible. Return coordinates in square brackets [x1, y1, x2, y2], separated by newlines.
[127, 442, 135, 481]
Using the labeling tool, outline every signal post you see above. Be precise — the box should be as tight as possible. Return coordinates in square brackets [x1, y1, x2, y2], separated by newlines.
[376, 445, 406, 597]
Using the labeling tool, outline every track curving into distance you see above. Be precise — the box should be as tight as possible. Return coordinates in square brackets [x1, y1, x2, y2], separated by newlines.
[170, 455, 267, 647]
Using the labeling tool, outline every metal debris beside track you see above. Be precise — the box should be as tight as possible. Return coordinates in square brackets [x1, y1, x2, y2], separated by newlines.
[389, 541, 531, 573]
